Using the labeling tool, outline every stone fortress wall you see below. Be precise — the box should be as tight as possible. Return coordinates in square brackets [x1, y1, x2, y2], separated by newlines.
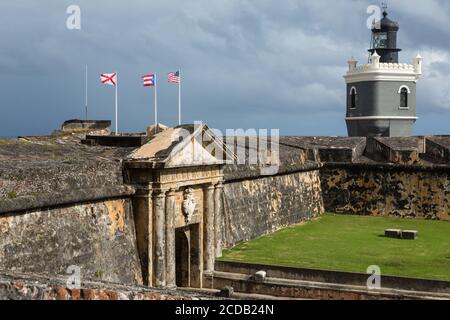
[0, 134, 143, 286]
[0, 198, 143, 286]
[316, 136, 449, 221]
[280, 136, 449, 221]
[321, 165, 449, 220]
[0, 130, 448, 297]
[222, 168, 324, 248]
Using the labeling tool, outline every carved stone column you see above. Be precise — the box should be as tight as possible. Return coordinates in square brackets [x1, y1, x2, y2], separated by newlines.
[132, 184, 153, 286]
[165, 188, 176, 289]
[203, 184, 215, 271]
[153, 190, 166, 288]
[214, 182, 223, 258]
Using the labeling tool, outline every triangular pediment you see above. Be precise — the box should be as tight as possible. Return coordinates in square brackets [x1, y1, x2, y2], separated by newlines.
[128, 123, 234, 168]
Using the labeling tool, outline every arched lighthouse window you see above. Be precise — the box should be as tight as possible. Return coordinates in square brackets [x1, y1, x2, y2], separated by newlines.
[398, 85, 410, 109]
[350, 87, 357, 109]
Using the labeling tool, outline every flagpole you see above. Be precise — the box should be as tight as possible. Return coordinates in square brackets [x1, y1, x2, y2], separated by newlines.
[154, 73, 158, 134]
[178, 69, 181, 126]
[115, 72, 118, 136]
[85, 65, 88, 120]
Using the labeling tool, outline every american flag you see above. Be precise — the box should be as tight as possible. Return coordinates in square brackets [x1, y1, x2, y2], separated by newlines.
[168, 71, 180, 84]
[142, 74, 155, 87]
[100, 73, 117, 86]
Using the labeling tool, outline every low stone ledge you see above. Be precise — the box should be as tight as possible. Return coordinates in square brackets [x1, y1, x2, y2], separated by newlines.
[0, 185, 135, 215]
[322, 161, 450, 172]
[206, 270, 449, 300]
[402, 230, 418, 240]
[279, 137, 367, 163]
[215, 261, 450, 294]
[0, 271, 216, 300]
[83, 134, 148, 147]
[365, 137, 422, 165]
[223, 162, 322, 182]
[317, 147, 360, 163]
[425, 137, 450, 164]
[385, 229, 402, 239]
[62, 119, 111, 132]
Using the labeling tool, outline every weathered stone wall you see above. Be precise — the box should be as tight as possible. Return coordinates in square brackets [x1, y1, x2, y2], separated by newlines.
[0, 198, 143, 285]
[321, 165, 450, 221]
[222, 170, 324, 248]
[0, 272, 216, 300]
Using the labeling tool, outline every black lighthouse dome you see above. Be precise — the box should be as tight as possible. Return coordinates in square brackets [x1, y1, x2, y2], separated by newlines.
[368, 9, 402, 63]
[379, 11, 399, 32]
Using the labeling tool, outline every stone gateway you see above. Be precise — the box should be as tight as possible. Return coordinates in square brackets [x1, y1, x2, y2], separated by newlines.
[124, 124, 228, 288]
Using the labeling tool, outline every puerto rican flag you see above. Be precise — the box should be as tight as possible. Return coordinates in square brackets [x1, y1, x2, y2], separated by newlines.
[142, 74, 156, 87]
[100, 73, 117, 86]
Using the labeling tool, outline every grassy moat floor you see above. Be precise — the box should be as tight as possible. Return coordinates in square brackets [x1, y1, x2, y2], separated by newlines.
[220, 214, 450, 281]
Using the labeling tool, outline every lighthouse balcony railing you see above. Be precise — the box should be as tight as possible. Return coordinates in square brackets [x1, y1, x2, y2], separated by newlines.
[350, 62, 415, 73]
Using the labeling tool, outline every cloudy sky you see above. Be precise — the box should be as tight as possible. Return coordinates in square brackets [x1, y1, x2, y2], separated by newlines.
[0, 0, 449, 137]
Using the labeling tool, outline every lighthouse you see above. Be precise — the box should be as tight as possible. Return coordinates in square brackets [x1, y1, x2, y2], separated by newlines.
[344, 8, 423, 137]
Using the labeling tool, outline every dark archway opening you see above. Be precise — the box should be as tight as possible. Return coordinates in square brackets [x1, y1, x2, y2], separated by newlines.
[400, 87, 408, 108]
[350, 88, 357, 109]
[175, 228, 190, 287]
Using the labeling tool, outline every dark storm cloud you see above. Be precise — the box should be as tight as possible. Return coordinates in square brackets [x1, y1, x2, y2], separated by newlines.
[0, 0, 449, 137]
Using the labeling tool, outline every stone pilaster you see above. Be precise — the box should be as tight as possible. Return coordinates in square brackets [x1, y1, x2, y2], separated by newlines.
[203, 184, 215, 271]
[165, 188, 176, 289]
[132, 184, 153, 286]
[214, 182, 223, 258]
[153, 190, 166, 288]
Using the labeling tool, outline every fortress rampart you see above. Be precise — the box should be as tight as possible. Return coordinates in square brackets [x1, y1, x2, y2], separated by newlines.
[321, 164, 449, 220]
[0, 128, 448, 294]
[222, 164, 323, 248]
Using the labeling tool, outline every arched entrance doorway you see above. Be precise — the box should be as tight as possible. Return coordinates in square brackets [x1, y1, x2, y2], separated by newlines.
[175, 224, 202, 288]
[175, 228, 190, 287]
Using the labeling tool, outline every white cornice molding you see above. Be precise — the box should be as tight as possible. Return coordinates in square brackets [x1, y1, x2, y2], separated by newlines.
[345, 53, 423, 84]
[344, 71, 420, 83]
[345, 116, 418, 121]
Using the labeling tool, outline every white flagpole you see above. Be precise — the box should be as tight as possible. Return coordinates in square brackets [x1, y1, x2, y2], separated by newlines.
[115, 73, 118, 136]
[154, 73, 158, 134]
[85, 65, 88, 120]
[178, 69, 181, 126]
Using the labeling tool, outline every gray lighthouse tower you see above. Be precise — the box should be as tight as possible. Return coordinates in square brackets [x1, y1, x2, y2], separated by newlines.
[344, 8, 423, 137]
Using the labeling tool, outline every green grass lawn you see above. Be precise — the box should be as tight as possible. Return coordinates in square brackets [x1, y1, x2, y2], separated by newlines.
[220, 214, 450, 281]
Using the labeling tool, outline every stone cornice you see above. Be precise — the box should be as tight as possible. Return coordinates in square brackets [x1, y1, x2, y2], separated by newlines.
[345, 116, 418, 121]
[0, 185, 135, 215]
[344, 53, 423, 84]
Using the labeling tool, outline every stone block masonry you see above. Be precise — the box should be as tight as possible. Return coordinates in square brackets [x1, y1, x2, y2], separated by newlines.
[282, 136, 450, 221]
[385, 229, 418, 240]
[401, 230, 418, 240]
[222, 169, 324, 248]
[0, 133, 143, 287]
[61, 119, 111, 132]
[0, 128, 449, 299]
[0, 272, 217, 300]
[385, 229, 402, 239]
[0, 198, 143, 286]
[321, 165, 449, 220]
